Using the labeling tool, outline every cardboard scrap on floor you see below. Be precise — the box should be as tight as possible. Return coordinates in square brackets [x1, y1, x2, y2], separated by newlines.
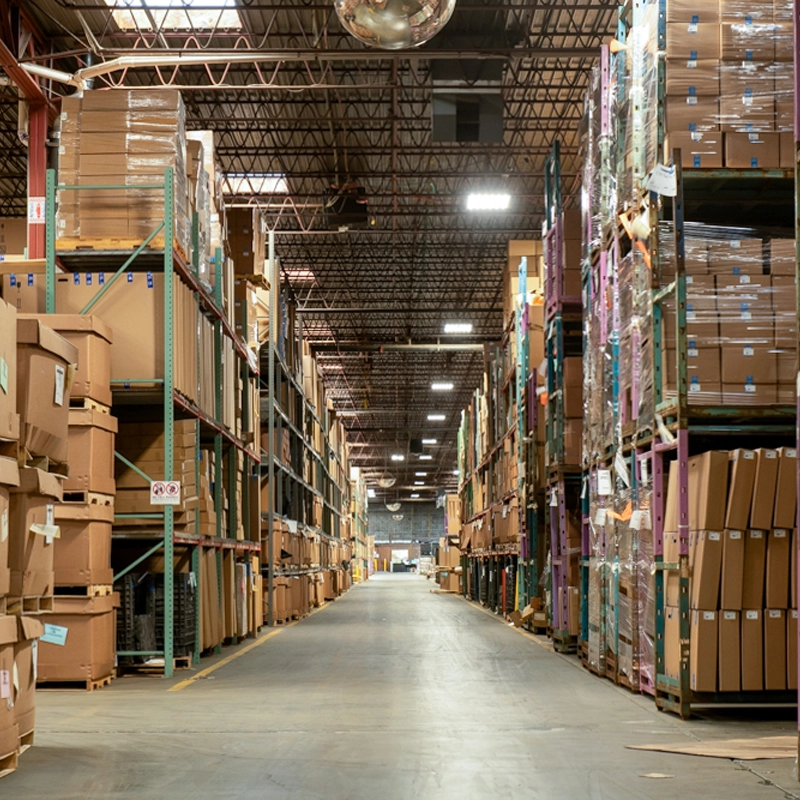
[627, 735, 796, 761]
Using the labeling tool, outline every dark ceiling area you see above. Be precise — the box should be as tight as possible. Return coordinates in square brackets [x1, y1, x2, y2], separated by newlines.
[4, 0, 616, 501]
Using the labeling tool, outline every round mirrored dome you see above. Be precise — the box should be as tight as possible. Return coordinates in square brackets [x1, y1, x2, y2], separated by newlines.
[335, 0, 457, 50]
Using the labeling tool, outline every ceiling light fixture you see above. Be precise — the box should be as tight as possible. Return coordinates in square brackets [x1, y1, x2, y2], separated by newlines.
[421, 438, 437, 445]
[443, 322, 473, 334]
[466, 193, 511, 211]
[431, 382, 454, 391]
[427, 414, 445, 421]
[414, 481, 425, 486]
[391, 454, 405, 461]
[410, 493, 420, 499]
[415, 472, 428, 477]
[367, 488, 376, 498]
[419, 455, 433, 461]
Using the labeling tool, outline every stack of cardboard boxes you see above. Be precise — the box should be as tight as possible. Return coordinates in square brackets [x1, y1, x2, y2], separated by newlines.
[436, 538, 461, 592]
[663, 448, 797, 692]
[0, 303, 74, 772]
[33, 315, 118, 688]
[661, 231, 796, 406]
[664, 0, 793, 168]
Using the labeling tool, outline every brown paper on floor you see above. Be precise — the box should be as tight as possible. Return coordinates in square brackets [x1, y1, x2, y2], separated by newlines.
[626, 735, 795, 760]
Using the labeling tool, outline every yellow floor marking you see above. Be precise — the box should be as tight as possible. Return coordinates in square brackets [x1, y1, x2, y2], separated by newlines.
[168, 601, 333, 692]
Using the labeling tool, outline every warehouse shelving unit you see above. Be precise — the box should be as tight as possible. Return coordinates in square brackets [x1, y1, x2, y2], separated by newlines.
[260, 242, 352, 626]
[544, 142, 582, 653]
[45, 168, 261, 677]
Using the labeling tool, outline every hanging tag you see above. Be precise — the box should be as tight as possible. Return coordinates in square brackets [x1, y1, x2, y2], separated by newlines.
[594, 508, 607, 526]
[54, 364, 66, 406]
[614, 451, 631, 488]
[641, 510, 652, 530]
[581, 477, 587, 499]
[630, 510, 643, 530]
[1, 509, 7, 543]
[639, 455, 649, 486]
[0, 358, 7, 395]
[0, 670, 9, 700]
[40, 624, 69, 647]
[597, 469, 613, 496]
[31, 640, 38, 683]
[646, 163, 678, 197]
[550, 489, 558, 507]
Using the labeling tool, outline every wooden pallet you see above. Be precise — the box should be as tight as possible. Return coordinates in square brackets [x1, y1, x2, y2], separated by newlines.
[430, 588, 457, 594]
[56, 236, 189, 263]
[61, 491, 114, 507]
[0, 749, 18, 780]
[69, 397, 111, 414]
[17, 729, 34, 756]
[54, 584, 114, 598]
[119, 656, 192, 675]
[7, 596, 53, 615]
[37, 674, 112, 691]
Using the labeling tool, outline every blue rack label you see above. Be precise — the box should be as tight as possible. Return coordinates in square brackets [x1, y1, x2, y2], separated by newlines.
[127, 272, 133, 283]
[99, 272, 105, 285]
[750, 157, 758, 168]
[26, 273, 33, 286]
[86, 273, 92, 286]
[146, 271, 154, 289]
[9, 274, 16, 287]
[693, 155, 701, 167]
[73, 272, 80, 285]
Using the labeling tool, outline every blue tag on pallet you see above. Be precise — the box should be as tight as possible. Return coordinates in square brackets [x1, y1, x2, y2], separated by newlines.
[99, 272, 105, 285]
[9, 275, 15, 288]
[73, 272, 80, 285]
[146, 271, 154, 289]
[751, 158, 758, 168]
[693, 155, 701, 167]
[27, 273, 33, 286]
[127, 272, 133, 283]
[691, 13, 699, 23]
[86, 273, 92, 286]
[690, 49, 697, 60]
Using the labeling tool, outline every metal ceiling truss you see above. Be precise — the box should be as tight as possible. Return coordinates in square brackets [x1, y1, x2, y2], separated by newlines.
[9, 0, 616, 482]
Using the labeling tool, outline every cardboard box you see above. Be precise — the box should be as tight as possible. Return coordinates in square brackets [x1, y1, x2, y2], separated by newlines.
[770, 238, 796, 276]
[53, 502, 113, 586]
[766, 528, 791, 609]
[35, 594, 118, 682]
[665, 60, 720, 97]
[779, 132, 794, 169]
[725, 449, 756, 530]
[690, 609, 718, 692]
[751, 449, 779, 531]
[691, 530, 722, 609]
[742, 529, 767, 609]
[562, 357, 582, 418]
[64, 409, 118, 496]
[721, 20, 776, 60]
[0, 456, 20, 597]
[788, 609, 797, 691]
[12, 616, 44, 740]
[741, 608, 764, 690]
[718, 610, 741, 692]
[666, 22, 721, 59]
[721, 382, 778, 406]
[16, 317, 78, 463]
[725, 133, 781, 169]
[792, 527, 798, 608]
[764, 608, 787, 690]
[721, 529, 745, 609]
[0, 615, 18, 758]
[774, 448, 797, 529]
[708, 238, 764, 274]
[664, 131, 723, 168]
[667, 0, 720, 22]
[9, 467, 63, 597]
[0, 217, 26, 256]
[43, 314, 113, 406]
[666, 97, 720, 133]
[720, 344, 777, 384]
[664, 605, 681, 681]
[688, 451, 729, 531]
[0, 298, 18, 441]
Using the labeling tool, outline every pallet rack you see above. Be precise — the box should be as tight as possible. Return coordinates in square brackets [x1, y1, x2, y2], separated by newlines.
[543, 142, 583, 653]
[261, 235, 353, 626]
[45, 168, 261, 677]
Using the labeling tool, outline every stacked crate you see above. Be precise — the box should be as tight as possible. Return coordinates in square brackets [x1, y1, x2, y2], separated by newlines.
[32, 314, 118, 689]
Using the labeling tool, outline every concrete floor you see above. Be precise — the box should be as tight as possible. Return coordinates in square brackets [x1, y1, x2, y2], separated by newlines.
[2, 573, 799, 799]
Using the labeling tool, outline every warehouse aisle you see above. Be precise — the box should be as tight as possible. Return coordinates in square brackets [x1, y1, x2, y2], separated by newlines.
[2, 573, 797, 800]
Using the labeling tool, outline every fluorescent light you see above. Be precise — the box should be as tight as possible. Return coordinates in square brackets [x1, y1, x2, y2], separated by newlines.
[414, 481, 425, 486]
[223, 172, 287, 194]
[106, 0, 243, 31]
[391, 454, 405, 462]
[466, 193, 510, 211]
[421, 438, 437, 445]
[427, 414, 445, 421]
[410, 493, 420, 498]
[419, 454, 433, 461]
[367, 488, 376, 498]
[444, 322, 473, 334]
[452, 470, 459, 476]
[431, 382, 454, 391]
[415, 472, 428, 477]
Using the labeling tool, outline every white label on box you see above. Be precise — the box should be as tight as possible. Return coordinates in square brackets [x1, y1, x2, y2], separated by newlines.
[741, 309, 752, 321]
[740, 275, 751, 285]
[743, 346, 754, 356]
[12, 662, 18, 697]
[686, 95, 698, 105]
[787, 449, 797, 458]
[0, 357, 7, 395]
[0, 509, 6, 543]
[766, 450, 777, 459]
[751, 530, 764, 539]
[40, 624, 68, 646]
[647, 163, 678, 197]
[743, 451, 755, 460]
[729, 530, 742, 540]
[30, 523, 59, 544]
[150, 480, 181, 506]
[46, 504, 54, 527]
[703, 611, 715, 621]
[54, 364, 66, 406]
[286, 519, 298, 534]
[744, 384, 756, 393]
[793, 610, 799, 620]
[597, 469, 613, 496]
[0, 669, 8, 700]
[688, 347, 698, 357]
[769, 610, 782, 619]
[731, 240, 742, 249]
[28, 197, 45, 225]
[746, 610, 759, 620]
[594, 509, 607, 526]
[709, 531, 721, 541]
[774, 529, 788, 538]
[724, 611, 737, 621]
[686, 309, 697, 322]
[689, 382, 701, 393]
[502, 505, 508, 519]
